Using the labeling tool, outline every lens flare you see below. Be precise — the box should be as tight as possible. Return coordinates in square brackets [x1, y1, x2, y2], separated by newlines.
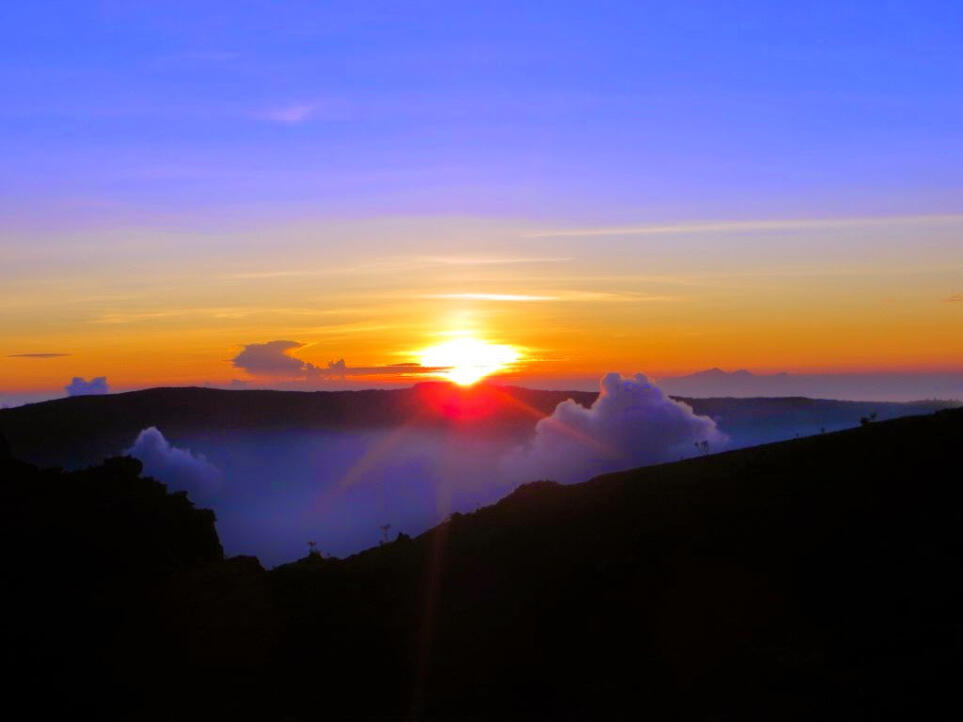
[418, 337, 520, 385]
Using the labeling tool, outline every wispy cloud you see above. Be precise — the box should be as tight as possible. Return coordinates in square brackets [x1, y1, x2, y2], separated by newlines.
[422, 291, 681, 303]
[92, 311, 184, 324]
[424, 293, 558, 302]
[260, 103, 318, 125]
[420, 255, 574, 266]
[944, 293, 962, 303]
[89, 306, 339, 324]
[155, 50, 240, 65]
[8, 352, 70, 358]
[526, 214, 963, 238]
[224, 255, 573, 280]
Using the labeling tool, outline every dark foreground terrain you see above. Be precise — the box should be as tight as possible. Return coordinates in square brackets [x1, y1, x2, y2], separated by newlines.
[2, 408, 961, 720]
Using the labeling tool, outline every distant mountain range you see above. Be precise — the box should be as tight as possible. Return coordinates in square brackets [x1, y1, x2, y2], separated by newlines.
[0, 384, 954, 469]
[657, 367, 963, 401]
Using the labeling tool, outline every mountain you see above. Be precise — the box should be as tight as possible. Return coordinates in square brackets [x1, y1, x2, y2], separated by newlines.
[658, 368, 963, 401]
[671, 366, 770, 380]
[0, 384, 953, 469]
[3, 407, 961, 719]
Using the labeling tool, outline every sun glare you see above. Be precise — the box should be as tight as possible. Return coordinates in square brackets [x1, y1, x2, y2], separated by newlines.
[418, 337, 520, 385]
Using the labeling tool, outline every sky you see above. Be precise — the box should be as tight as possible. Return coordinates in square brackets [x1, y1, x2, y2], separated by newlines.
[1, 1, 961, 399]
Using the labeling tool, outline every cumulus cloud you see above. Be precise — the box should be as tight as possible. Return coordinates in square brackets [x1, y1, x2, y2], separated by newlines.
[231, 340, 442, 380]
[127, 427, 221, 498]
[232, 340, 315, 377]
[65, 376, 108, 396]
[504, 373, 727, 484]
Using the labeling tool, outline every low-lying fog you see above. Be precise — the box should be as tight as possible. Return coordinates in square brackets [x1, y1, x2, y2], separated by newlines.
[118, 374, 949, 566]
[149, 429, 519, 566]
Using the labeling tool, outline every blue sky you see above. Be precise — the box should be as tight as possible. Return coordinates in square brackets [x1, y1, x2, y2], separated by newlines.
[2, 1, 962, 402]
[2, 0, 961, 228]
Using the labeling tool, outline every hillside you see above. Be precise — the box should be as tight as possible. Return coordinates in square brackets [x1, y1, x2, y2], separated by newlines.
[2, 407, 961, 719]
[0, 383, 950, 468]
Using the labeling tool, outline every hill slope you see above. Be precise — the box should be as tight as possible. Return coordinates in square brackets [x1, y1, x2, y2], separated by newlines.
[2, 408, 961, 719]
[267, 407, 963, 719]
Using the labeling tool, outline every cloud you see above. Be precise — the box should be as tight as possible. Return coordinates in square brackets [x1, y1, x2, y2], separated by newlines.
[944, 293, 962, 302]
[65, 377, 108, 396]
[420, 255, 574, 266]
[423, 291, 679, 303]
[8, 352, 70, 358]
[158, 50, 240, 64]
[526, 213, 963, 239]
[503, 373, 726, 484]
[261, 103, 317, 124]
[323, 360, 438, 377]
[223, 256, 573, 281]
[232, 340, 314, 377]
[231, 340, 442, 380]
[424, 293, 558, 302]
[127, 427, 221, 498]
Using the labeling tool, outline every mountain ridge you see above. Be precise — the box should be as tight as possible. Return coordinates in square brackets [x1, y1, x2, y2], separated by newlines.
[0, 384, 953, 469]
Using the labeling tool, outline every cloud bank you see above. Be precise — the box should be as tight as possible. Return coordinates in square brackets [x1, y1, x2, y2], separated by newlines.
[504, 373, 726, 484]
[127, 427, 221, 498]
[65, 377, 108, 396]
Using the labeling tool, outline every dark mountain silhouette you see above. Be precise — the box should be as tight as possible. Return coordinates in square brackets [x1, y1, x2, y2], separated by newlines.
[1, 448, 225, 717]
[670, 366, 768, 380]
[0, 384, 952, 468]
[2, 407, 961, 719]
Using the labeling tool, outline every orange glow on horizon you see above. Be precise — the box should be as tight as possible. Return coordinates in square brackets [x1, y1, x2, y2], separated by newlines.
[2, 214, 962, 398]
[417, 337, 521, 386]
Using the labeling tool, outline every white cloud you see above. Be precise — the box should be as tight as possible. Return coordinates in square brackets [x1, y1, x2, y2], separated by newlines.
[127, 427, 221, 498]
[504, 373, 726, 484]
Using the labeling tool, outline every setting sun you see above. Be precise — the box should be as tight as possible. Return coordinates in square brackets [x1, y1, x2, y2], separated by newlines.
[418, 337, 521, 386]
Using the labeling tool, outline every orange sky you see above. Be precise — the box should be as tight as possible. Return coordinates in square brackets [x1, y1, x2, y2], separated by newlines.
[2, 214, 962, 395]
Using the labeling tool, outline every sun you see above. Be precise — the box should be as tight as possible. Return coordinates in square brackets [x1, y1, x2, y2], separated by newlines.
[418, 337, 520, 386]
